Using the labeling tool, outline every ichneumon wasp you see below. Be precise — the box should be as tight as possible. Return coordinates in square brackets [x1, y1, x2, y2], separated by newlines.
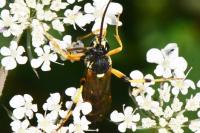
[44, 0, 181, 130]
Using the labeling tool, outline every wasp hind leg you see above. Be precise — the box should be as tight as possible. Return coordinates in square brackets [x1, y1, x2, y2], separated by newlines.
[56, 84, 84, 131]
[111, 68, 183, 84]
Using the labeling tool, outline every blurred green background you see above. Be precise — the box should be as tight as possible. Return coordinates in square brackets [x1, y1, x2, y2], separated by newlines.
[1, 0, 200, 132]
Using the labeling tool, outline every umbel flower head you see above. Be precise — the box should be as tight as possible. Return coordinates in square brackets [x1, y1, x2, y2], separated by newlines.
[0, 0, 123, 71]
[110, 43, 200, 133]
[9, 87, 96, 133]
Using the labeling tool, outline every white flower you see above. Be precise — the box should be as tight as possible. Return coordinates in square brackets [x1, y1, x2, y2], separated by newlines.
[0, 9, 22, 37]
[9, 0, 30, 24]
[50, 0, 68, 12]
[69, 116, 92, 133]
[0, 41, 28, 70]
[58, 35, 72, 50]
[146, 43, 187, 78]
[9, 94, 37, 119]
[171, 70, 195, 95]
[65, 87, 92, 116]
[0, 0, 6, 8]
[168, 113, 188, 133]
[36, 113, 57, 133]
[141, 118, 156, 128]
[64, 6, 90, 29]
[52, 19, 65, 32]
[84, 0, 123, 31]
[171, 98, 183, 112]
[43, 93, 63, 120]
[158, 128, 169, 133]
[10, 119, 30, 133]
[198, 111, 200, 118]
[31, 19, 48, 47]
[25, 0, 37, 8]
[189, 119, 200, 133]
[185, 95, 200, 111]
[163, 106, 174, 119]
[31, 45, 58, 71]
[110, 106, 140, 132]
[130, 70, 155, 96]
[26, 127, 41, 133]
[158, 83, 171, 103]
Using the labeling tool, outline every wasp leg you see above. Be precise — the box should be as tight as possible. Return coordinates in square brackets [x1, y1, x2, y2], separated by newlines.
[56, 84, 84, 131]
[111, 68, 183, 83]
[44, 32, 84, 61]
[77, 29, 107, 41]
[106, 15, 123, 56]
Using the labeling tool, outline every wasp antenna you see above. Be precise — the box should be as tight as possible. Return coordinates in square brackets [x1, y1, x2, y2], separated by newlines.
[99, 0, 112, 45]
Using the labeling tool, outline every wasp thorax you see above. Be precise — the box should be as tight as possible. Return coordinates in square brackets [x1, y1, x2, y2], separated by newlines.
[84, 39, 112, 77]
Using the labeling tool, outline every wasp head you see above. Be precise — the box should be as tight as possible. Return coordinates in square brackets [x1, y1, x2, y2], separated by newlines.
[84, 38, 112, 78]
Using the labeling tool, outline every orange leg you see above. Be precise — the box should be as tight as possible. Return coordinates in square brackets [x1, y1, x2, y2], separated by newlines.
[107, 15, 123, 56]
[77, 29, 107, 41]
[57, 85, 83, 130]
[111, 68, 183, 83]
[44, 32, 84, 61]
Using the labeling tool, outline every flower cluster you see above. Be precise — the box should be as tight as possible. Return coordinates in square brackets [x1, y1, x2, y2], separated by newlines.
[110, 43, 200, 133]
[9, 87, 96, 133]
[0, 0, 123, 71]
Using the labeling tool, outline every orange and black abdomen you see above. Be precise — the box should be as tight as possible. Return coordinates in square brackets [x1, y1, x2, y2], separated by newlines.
[82, 68, 112, 122]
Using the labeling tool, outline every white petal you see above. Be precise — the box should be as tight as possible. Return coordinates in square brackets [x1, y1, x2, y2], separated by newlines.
[197, 80, 200, 88]
[16, 56, 28, 64]
[81, 102, 92, 115]
[132, 113, 140, 122]
[21, 119, 29, 129]
[31, 104, 38, 112]
[172, 87, 180, 95]
[16, 46, 25, 55]
[162, 43, 178, 58]
[84, 3, 95, 14]
[41, 61, 51, 71]
[0, 0, 6, 8]
[13, 107, 25, 119]
[49, 53, 57, 62]
[124, 106, 133, 116]
[110, 111, 124, 122]
[1, 56, 17, 70]
[34, 47, 44, 56]
[49, 93, 61, 105]
[25, 109, 33, 119]
[118, 122, 127, 132]
[9, 95, 25, 108]
[0, 47, 11, 56]
[67, 0, 75, 4]
[181, 87, 188, 95]
[130, 70, 144, 79]
[65, 87, 77, 97]
[198, 110, 200, 117]
[10, 120, 21, 131]
[24, 94, 33, 103]
[185, 80, 195, 89]
[170, 57, 187, 71]
[31, 58, 43, 68]
[43, 45, 51, 54]
[10, 41, 18, 50]
[65, 101, 73, 109]
[146, 48, 164, 64]
[108, 3, 123, 15]
[1, 9, 9, 20]
[131, 123, 137, 132]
